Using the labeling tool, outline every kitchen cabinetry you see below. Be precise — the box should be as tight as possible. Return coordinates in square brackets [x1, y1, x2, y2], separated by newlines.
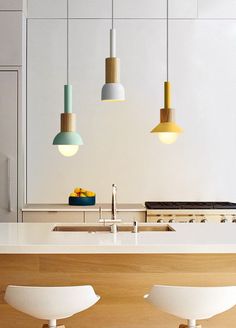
[85, 210, 145, 223]
[0, 12, 23, 66]
[0, 71, 18, 222]
[22, 204, 146, 223]
[0, 2, 26, 222]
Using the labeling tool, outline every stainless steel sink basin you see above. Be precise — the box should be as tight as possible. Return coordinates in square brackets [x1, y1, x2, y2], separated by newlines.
[53, 224, 175, 232]
[53, 225, 111, 232]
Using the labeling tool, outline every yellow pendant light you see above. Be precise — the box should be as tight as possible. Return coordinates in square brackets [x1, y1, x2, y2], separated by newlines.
[151, 0, 183, 144]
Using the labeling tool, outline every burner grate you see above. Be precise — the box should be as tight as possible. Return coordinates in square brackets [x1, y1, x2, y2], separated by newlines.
[145, 202, 236, 210]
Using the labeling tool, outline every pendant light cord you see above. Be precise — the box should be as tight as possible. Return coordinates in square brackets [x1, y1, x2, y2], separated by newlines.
[66, 0, 69, 85]
[166, 0, 169, 82]
[112, 0, 114, 29]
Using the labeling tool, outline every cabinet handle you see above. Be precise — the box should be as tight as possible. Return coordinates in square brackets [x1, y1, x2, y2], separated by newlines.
[7, 157, 13, 212]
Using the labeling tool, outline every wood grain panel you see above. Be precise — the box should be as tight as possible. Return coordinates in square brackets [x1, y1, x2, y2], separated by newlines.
[37, 254, 236, 273]
[0, 254, 235, 328]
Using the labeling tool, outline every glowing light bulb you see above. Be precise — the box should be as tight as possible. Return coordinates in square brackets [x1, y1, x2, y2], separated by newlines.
[158, 132, 178, 144]
[58, 145, 79, 157]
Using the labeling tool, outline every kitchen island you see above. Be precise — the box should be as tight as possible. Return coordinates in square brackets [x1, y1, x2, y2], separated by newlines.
[0, 223, 236, 328]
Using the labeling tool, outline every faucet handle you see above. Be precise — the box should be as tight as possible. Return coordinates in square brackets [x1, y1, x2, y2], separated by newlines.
[98, 218, 121, 224]
[132, 220, 138, 233]
[99, 207, 102, 221]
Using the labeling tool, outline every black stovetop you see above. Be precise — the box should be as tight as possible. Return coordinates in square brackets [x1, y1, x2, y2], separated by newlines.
[145, 202, 236, 210]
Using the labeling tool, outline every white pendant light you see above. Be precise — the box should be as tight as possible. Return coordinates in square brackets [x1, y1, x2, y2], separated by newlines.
[151, 0, 183, 144]
[101, 0, 125, 102]
[53, 0, 83, 156]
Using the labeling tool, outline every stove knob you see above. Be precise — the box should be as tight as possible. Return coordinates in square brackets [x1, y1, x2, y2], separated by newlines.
[221, 218, 228, 223]
[169, 219, 175, 223]
[232, 219, 236, 223]
[189, 218, 196, 223]
[157, 219, 164, 223]
[200, 218, 208, 223]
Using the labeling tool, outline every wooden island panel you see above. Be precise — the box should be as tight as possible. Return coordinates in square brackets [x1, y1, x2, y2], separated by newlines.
[0, 254, 235, 328]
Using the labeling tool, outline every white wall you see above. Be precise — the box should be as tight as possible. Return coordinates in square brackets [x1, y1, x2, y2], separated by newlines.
[27, 0, 236, 204]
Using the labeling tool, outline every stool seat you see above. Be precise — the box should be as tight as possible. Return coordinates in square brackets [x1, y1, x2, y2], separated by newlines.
[5, 285, 100, 326]
[145, 285, 236, 320]
[145, 285, 236, 328]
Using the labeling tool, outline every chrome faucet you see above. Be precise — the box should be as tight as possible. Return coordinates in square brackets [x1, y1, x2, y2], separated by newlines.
[98, 184, 121, 233]
[111, 184, 117, 221]
[110, 184, 119, 233]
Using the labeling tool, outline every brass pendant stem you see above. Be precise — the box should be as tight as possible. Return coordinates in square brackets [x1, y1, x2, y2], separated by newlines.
[164, 81, 171, 109]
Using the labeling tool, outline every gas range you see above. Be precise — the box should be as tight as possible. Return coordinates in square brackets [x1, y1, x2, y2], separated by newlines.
[145, 202, 236, 223]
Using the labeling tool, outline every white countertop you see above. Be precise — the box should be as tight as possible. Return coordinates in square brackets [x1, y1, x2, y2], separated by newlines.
[0, 223, 236, 254]
[22, 203, 146, 212]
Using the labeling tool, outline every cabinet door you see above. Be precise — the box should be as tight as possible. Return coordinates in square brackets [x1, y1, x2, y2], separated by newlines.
[22, 211, 84, 223]
[0, 12, 23, 65]
[0, 71, 17, 222]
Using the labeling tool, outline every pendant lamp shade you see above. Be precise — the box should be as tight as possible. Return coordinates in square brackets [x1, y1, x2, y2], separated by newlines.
[101, 4, 125, 101]
[101, 83, 125, 102]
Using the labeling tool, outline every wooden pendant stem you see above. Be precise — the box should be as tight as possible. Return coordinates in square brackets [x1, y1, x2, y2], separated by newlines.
[105, 57, 120, 83]
[61, 113, 76, 132]
[160, 107, 175, 123]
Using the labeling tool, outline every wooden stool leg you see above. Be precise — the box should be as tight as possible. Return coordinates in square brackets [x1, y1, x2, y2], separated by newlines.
[178, 325, 202, 328]
[42, 325, 65, 328]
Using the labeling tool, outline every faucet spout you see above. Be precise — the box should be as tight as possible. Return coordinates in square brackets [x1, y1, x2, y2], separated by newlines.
[112, 184, 117, 221]
[98, 184, 121, 233]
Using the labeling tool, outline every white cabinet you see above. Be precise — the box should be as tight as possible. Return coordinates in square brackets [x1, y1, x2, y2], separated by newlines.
[28, 0, 66, 18]
[199, 0, 236, 18]
[21, 205, 146, 223]
[23, 211, 84, 223]
[23, 210, 145, 223]
[85, 211, 145, 223]
[0, 12, 23, 65]
[0, 71, 18, 222]
[0, 0, 24, 10]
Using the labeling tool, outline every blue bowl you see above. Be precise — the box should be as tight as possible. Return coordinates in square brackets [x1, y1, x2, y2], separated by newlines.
[69, 196, 96, 206]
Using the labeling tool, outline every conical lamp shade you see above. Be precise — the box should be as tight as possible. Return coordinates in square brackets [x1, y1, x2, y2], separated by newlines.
[151, 122, 182, 133]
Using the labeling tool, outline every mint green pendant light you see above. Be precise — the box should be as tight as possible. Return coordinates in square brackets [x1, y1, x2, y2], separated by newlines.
[53, 0, 83, 157]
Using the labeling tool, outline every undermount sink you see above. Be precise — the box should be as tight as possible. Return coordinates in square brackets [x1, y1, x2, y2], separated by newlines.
[53, 224, 175, 233]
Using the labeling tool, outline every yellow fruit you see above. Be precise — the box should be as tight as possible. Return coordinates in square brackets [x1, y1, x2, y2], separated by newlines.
[86, 191, 95, 197]
[70, 192, 77, 197]
[80, 188, 87, 193]
[74, 187, 81, 193]
[80, 193, 87, 197]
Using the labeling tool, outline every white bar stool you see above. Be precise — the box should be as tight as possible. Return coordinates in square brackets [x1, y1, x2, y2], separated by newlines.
[144, 285, 236, 328]
[5, 285, 100, 328]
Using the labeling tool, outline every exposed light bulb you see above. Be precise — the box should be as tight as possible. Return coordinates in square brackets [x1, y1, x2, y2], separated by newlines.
[58, 145, 79, 157]
[157, 132, 178, 144]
